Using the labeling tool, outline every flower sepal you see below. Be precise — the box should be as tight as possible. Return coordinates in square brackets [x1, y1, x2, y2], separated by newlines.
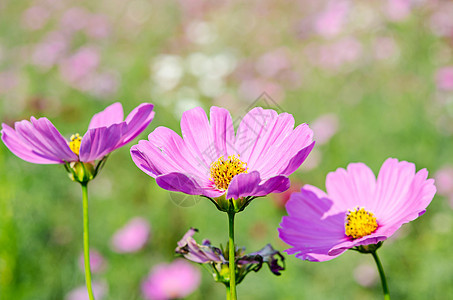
[352, 241, 383, 254]
[210, 195, 257, 213]
[64, 156, 108, 184]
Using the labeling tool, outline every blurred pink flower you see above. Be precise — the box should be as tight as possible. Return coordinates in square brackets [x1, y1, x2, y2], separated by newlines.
[314, 0, 350, 38]
[141, 259, 201, 300]
[59, 47, 100, 86]
[386, 0, 411, 21]
[0, 71, 19, 94]
[435, 67, 453, 91]
[434, 166, 453, 196]
[85, 71, 120, 98]
[65, 281, 107, 300]
[311, 113, 339, 145]
[238, 78, 285, 103]
[308, 37, 362, 71]
[255, 48, 291, 78]
[85, 14, 111, 39]
[429, 4, 453, 37]
[21, 6, 50, 31]
[32, 31, 68, 69]
[111, 217, 150, 253]
[60, 7, 89, 33]
[79, 249, 106, 274]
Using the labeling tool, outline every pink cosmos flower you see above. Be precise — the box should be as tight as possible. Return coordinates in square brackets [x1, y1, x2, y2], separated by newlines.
[1, 102, 154, 165]
[131, 107, 314, 208]
[435, 67, 453, 91]
[314, 0, 350, 38]
[279, 158, 436, 262]
[111, 217, 151, 253]
[385, 0, 411, 22]
[141, 259, 201, 300]
[59, 47, 100, 87]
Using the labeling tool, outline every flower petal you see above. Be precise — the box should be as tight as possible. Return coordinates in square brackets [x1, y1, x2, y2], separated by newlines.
[373, 158, 416, 217]
[120, 103, 155, 145]
[375, 166, 436, 236]
[234, 108, 314, 179]
[88, 102, 124, 129]
[156, 172, 222, 198]
[148, 127, 208, 177]
[279, 141, 315, 176]
[325, 162, 377, 213]
[2, 118, 78, 164]
[79, 123, 126, 162]
[234, 107, 279, 164]
[2, 123, 65, 164]
[210, 106, 235, 158]
[226, 171, 290, 199]
[180, 107, 214, 169]
[278, 188, 348, 262]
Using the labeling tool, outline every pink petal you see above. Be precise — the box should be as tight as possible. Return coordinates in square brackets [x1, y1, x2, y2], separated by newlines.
[180, 107, 214, 169]
[3, 117, 78, 164]
[226, 171, 290, 199]
[278, 188, 348, 262]
[2, 123, 63, 164]
[120, 103, 155, 145]
[234, 107, 279, 164]
[210, 106, 235, 158]
[79, 123, 126, 162]
[373, 158, 416, 217]
[88, 102, 124, 129]
[156, 172, 222, 198]
[325, 162, 377, 213]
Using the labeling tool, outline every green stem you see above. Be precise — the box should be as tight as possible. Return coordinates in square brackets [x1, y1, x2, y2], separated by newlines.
[371, 251, 390, 300]
[226, 286, 231, 300]
[81, 182, 95, 300]
[227, 212, 237, 300]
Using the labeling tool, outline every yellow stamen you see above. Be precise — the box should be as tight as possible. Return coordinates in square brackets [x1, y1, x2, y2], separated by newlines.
[345, 207, 378, 239]
[210, 155, 247, 190]
[69, 133, 82, 156]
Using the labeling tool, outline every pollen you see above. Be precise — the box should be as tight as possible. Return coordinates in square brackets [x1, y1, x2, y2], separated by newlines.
[69, 133, 82, 156]
[210, 155, 247, 190]
[345, 207, 378, 239]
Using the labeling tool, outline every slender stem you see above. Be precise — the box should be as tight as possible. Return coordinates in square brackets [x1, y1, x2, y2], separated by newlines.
[81, 182, 95, 300]
[226, 286, 231, 300]
[371, 251, 390, 300]
[227, 212, 237, 300]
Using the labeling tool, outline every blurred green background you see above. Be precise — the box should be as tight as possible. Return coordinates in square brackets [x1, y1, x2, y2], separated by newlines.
[1, 0, 453, 299]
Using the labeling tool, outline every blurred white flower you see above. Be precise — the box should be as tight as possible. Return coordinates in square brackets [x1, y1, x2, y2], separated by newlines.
[152, 55, 184, 91]
[185, 21, 217, 44]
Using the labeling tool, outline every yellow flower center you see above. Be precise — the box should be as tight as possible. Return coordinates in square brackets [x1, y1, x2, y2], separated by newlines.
[345, 207, 378, 239]
[210, 155, 247, 190]
[69, 133, 82, 156]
